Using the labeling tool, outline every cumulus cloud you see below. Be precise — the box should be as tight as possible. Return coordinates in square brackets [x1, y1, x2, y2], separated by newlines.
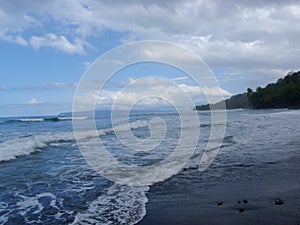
[76, 77, 232, 109]
[135, 43, 204, 65]
[201, 86, 232, 97]
[0, 0, 299, 88]
[29, 33, 86, 54]
[0, 33, 28, 46]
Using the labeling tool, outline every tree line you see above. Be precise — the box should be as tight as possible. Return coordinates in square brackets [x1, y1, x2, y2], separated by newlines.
[195, 71, 300, 110]
[247, 71, 300, 109]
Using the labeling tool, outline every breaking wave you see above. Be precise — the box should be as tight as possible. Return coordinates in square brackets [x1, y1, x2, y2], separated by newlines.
[2, 116, 88, 123]
[72, 184, 149, 225]
[0, 120, 148, 162]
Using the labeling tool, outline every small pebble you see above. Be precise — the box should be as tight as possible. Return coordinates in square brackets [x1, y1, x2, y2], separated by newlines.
[243, 200, 248, 204]
[216, 202, 223, 206]
[237, 201, 241, 204]
[275, 199, 283, 205]
[239, 208, 245, 213]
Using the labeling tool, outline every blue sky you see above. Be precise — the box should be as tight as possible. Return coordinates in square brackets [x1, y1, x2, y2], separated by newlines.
[1, 0, 300, 117]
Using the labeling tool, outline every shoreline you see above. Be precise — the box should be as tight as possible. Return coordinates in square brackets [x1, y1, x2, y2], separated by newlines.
[138, 161, 300, 225]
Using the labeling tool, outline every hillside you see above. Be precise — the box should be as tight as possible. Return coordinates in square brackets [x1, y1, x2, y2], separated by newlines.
[195, 71, 300, 110]
[194, 93, 252, 110]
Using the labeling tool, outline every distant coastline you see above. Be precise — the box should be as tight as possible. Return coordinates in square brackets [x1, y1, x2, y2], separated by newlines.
[195, 71, 300, 110]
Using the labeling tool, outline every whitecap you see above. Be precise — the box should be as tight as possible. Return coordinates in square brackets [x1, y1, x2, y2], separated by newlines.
[71, 184, 149, 225]
[0, 120, 149, 162]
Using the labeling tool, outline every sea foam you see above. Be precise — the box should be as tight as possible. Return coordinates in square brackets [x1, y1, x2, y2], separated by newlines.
[71, 184, 149, 225]
[2, 116, 88, 123]
[0, 120, 148, 162]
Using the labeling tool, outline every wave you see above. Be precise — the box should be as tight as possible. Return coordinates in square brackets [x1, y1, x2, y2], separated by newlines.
[57, 116, 88, 121]
[0, 120, 148, 162]
[2, 116, 88, 124]
[71, 184, 149, 225]
[1, 184, 149, 225]
[226, 108, 247, 112]
[0, 133, 73, 162]
[19, 118, 45, 122]
[0, 192, 67, 224]
[269, 109, 300, 116]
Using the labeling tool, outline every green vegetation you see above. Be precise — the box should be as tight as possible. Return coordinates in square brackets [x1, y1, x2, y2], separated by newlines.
[248, 71, 300, 109]
[194, 93, 251, 110]
[195, 71, 300, 110]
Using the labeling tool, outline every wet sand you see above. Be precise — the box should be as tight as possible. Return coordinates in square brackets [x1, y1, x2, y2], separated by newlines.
[139, 160, 300, 225]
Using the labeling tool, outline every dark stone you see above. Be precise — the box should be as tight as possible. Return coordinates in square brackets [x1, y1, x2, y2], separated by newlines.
[216, 202, 223, 206]
[237, 201, 241, 204]
[275, 199, 283, 205]
[239, 208, 245, 213]
[243, 200, 248, 204]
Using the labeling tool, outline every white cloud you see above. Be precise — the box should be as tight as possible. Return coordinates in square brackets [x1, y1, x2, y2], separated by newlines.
[23, 14, 41, 27]
[77, 77, 232, 109]
[26, 98, 42, 104]
[201, 86, 232, 97]
[0, 33, 28, 46]
[83, 61, 91, 68]
[29, 33, 85, 54]
[171, 76, 189, 81]
[135, 43, 202, 65]
[51, 82, 78, 89]
[0, 0, 300, 88]
[15, 35, 28, 46]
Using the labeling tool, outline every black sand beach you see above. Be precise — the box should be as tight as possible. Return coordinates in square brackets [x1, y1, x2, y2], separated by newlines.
[139, 156, 300, 225]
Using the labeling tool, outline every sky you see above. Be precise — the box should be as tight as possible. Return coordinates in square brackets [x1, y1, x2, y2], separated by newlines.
[1, 0, 300, 117]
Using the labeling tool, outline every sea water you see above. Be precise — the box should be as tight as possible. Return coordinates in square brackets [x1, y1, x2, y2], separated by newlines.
[0, 109, 299, 224]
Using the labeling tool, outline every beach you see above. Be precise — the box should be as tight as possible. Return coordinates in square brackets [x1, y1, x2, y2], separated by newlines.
[140, 158, 300, 225]
[139, 109, 300, 225]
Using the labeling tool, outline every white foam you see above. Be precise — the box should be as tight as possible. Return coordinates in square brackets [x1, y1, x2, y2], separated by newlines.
[6, 116, 88, 123]
[269, 109, 300, 116]
[0, 136, 47, 162]
[0, 120, 148, 162]
[19, 118, 44, 122]
[13, 192, 68, 224]
[17, 195, 44, 216]
[0, 202, 11, 224]
[58, 116, 88, 121]
[71, 184, 149, 225]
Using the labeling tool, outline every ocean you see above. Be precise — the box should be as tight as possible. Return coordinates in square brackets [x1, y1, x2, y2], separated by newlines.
[0, 109, 299, 224]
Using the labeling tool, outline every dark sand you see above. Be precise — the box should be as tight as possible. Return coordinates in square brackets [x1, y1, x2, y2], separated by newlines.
[138, 161, 300, 225]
